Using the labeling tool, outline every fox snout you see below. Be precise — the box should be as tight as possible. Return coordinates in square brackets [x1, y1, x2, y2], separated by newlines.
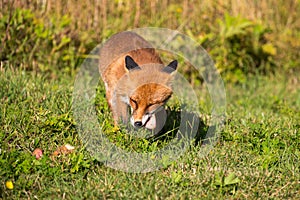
[130, 109, 157, 129]
[129, 105, 167, 132]
[130, 104, 151, 128]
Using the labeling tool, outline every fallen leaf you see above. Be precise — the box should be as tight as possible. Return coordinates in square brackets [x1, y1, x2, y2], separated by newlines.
[224, 172, 240, 185]
[32, 148, 43, 160]
[65, 144, 75, 151]
[51, 144, 75, 158]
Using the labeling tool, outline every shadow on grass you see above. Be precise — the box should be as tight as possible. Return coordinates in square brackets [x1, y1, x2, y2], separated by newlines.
[148, 107, 208, 147]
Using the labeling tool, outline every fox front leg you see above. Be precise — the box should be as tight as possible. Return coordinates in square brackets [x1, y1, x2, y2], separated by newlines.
[111, 95, 130, 126]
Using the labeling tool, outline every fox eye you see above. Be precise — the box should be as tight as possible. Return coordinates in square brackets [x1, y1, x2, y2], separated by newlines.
[130, 98, 138, 108]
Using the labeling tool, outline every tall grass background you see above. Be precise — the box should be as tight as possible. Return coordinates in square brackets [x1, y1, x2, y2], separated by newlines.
[1, 0, 299, 82]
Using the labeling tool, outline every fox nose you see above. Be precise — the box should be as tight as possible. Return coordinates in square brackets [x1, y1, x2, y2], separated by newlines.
[134, 121, 143, 127]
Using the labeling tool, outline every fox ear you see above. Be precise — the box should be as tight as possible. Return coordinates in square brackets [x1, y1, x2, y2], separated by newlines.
[125, 56, 141, 71]
[162, 60, 178, 74]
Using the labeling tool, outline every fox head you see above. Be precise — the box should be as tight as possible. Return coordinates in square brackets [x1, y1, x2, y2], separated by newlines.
[116, 55, 177, 129]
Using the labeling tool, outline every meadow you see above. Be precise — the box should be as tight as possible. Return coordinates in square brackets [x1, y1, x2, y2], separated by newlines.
[1, 0, 300, 199]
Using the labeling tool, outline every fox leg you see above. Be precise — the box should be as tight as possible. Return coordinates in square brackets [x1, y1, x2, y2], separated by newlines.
[116, 100, 129, 124]
[109, 94, 129, 126]
[104, 90, 119, 126]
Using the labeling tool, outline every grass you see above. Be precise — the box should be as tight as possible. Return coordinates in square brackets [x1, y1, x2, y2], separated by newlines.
[0, 65, 299, 199]
[1, 1, 299, 199]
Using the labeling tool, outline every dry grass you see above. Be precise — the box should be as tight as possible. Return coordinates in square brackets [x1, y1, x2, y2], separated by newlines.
[2, 0, 299, 36]
[1, 0, 300, 75]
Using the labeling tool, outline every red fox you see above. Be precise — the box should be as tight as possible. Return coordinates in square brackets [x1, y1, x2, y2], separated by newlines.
[99, 31, 177, 130]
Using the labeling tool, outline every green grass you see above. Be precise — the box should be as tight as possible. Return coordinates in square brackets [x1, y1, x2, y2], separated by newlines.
[0, 67, 299, 199]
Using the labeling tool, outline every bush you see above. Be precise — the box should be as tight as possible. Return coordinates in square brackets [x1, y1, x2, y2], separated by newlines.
[212, 14, 276, 82]
[0, 8, 85, 76]
[183, 13, 277, 83]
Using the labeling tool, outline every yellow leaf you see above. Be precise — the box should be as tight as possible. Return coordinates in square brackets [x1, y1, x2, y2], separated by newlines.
[262, 43, 277, 56]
